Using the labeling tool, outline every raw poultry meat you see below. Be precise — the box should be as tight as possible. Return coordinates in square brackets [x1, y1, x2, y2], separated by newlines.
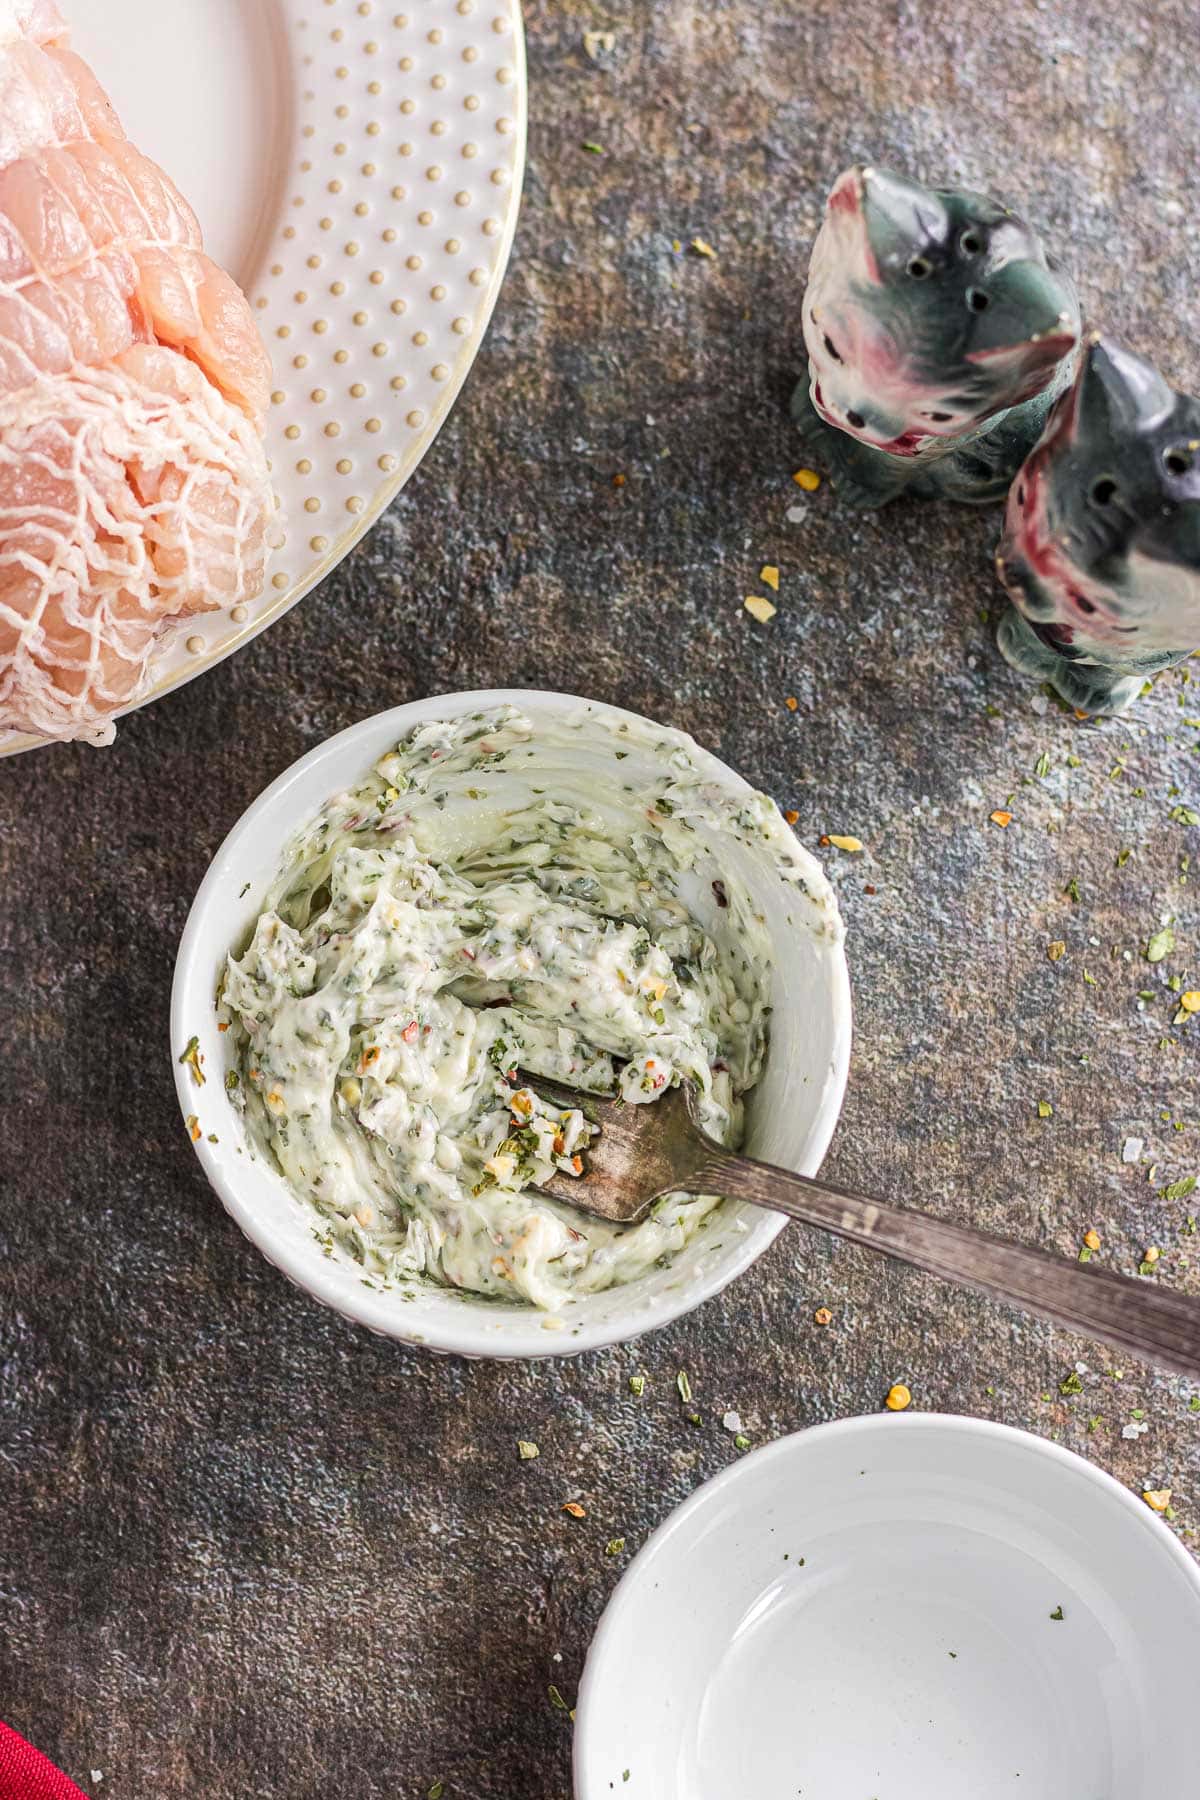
[0, 0, 273, 745]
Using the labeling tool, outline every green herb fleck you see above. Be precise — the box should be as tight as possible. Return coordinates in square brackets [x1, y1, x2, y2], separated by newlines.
[428, 1785, 445, 1800]
[676, 1369, 692, 1404]
[1116, 847, 1132, 867]
[1035, 752, 1051, 778]
[629, 1372, 645, 1397]
[178, 1036, 205, 1087]
[548, 1684, 570, 1712]
[1147, 927, 1175, 964]
[1164, 1176, 1197, 1202]
[1063, 878, 1081, 903]
[1049, 1605, 1064, 1621]
[517, 1440, 540, 1461]
[1060, 1370, 1083, 1396]
[1037, 1099, 1053, 1118]
[605, 1537, 626, 1557]
[581, 140, 604, 155]
[1169, 805, 1200, 826]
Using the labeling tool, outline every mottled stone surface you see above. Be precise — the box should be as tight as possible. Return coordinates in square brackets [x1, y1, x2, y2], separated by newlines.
[2, 2, 1199, 1795]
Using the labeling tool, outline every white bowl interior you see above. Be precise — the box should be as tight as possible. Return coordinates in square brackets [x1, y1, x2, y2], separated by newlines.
[171, 689, 850, 1358]
[574, 1414, 1200, 1799]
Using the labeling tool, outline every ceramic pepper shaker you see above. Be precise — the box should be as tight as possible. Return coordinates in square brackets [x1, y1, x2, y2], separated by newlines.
[995, 335, 1200, 715]
[792, 165, 1080, 508]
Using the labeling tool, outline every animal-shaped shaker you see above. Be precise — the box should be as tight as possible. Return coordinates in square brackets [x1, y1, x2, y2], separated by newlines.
[995, 336, 1200, 715]
[792, 166, 1081, 508]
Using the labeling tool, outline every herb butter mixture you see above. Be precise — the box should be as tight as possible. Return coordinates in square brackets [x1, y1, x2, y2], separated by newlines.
[223, 708, 813, 1311]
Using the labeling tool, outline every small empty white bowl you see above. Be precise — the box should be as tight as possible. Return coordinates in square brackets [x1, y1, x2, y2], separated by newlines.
[170, 688, 851, 1359]
[574, 1413, 1200, 1799]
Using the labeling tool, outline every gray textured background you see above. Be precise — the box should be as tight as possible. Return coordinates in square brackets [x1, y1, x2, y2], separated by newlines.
[2, 1, 1199, 1795]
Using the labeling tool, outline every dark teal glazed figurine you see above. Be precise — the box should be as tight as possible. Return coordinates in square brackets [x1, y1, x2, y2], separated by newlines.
[995, 335, 1200, 714]
[791, 166, 1081, 508]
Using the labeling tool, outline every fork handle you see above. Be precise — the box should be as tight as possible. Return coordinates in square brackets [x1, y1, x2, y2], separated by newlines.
[693, 1147, 1200, 1379]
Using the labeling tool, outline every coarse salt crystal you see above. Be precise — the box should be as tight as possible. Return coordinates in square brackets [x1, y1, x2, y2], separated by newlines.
[722, 1410, 742, 1434]
[1122, 1137, 1143, 1164]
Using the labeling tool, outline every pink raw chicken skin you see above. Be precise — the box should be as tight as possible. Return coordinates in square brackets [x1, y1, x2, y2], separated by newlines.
[0, 0, 273, 744]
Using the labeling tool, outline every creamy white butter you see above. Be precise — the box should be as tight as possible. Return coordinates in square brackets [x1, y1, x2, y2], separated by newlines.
[223, 705, 821, 1310]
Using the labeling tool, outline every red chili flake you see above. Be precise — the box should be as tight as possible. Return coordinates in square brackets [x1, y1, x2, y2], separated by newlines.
[818, 834, 831, 847]
[784, 809, 799, 825]
[563, 1500, 587, 1519]
[784, 695, 798, 712]
[402, 1021, 419, 1043]
[462, 946, 476, 960]
[571, 1155, 584, 1174]
[613, 473, 626, 487]
[864, 884, 877, 895]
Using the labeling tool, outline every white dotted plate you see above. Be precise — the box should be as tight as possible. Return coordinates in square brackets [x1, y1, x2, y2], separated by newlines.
[6, 0, 525, 752]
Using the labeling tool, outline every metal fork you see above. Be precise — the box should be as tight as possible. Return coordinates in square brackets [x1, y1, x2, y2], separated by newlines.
[522, 1072, 1200, 1378]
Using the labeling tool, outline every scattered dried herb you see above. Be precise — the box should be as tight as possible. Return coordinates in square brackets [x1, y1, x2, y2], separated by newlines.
[178, 1036, 205, 1087]
[743, 595, 776, 623]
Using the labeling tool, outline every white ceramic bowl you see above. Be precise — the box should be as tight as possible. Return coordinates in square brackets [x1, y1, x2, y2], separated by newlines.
[170, 689, 851, 1359]
[574, 1413, 1200, 1799]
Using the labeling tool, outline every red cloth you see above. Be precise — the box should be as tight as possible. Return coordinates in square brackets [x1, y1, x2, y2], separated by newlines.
[0, 1725, 89, 1800]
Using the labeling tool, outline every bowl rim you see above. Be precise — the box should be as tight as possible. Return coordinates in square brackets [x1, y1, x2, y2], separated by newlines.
[170, 686, 853, 1359]
[572, 1410, 1200, 1795]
